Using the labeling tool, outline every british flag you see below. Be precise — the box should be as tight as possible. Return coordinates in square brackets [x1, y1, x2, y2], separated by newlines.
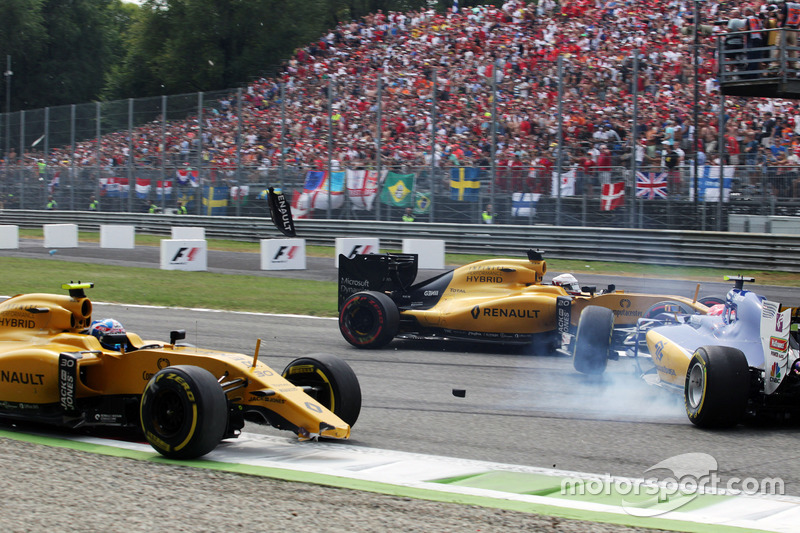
[636, 171, 668, 200]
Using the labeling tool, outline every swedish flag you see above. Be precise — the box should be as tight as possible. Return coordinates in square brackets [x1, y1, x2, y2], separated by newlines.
[450, 167, 480, 201]
[202, 186, 229, 215]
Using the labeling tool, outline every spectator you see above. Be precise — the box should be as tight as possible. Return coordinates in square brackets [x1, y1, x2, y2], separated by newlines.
[663, 142, 683, 196]
[725, 9, 747, 73]
[743, 6, 765, 78]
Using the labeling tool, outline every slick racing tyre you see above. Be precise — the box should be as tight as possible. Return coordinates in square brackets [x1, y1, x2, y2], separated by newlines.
[573, 306, 614, 375]
[643, 300, 694, 322]
[339, 291, 399, 349]
[685, 346, 750, 428]
[698, 296, 725, 307]
[283, 354, 362, 427]
[140, 365, 228, 459]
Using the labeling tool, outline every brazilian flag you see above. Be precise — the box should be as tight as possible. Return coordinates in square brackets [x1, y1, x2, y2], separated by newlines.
[413, 191, 431, 214]
[380, 172, 415, 207]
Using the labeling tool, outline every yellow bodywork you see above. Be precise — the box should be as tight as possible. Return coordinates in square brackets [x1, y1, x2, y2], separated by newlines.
[400, 257, 709, 335]
[0, 291, 349, 440]
[645, 330, 694, 387]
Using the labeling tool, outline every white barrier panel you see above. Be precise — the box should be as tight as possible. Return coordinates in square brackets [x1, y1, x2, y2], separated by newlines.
[260, 239, 306, 270]
[171, 226, 206, 240]
[43, 224, 78, 248]
[100, 225, 135, 249]
[769, 216, 800, 235]
[334, 237, 380, 267]
[0, 225, 19, 249]
[402, 239, 445, 269]
[159, 239, 207, 271]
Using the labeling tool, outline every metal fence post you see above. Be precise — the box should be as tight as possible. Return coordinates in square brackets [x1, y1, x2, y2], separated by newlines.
[127, 98, 134, 213]
[235, 87, 243, 217]
[70, 104, 76, 211]
[161, 95, 167, 212]
[197, 91, 204, 215]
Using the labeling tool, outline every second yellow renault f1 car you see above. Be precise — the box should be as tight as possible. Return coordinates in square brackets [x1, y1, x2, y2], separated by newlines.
[0, 283, 361, 459]
[337, 250, 719, 352]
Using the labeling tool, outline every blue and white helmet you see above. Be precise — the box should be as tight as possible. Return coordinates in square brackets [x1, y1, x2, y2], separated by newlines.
[89, 318, 126, 349]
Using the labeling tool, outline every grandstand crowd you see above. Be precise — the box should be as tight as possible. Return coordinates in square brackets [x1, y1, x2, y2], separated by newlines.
[8, 0, 800, 198]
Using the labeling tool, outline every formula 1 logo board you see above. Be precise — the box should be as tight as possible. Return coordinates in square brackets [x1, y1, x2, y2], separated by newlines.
[261, 239, 306, 271]
[160, 239, 208, 271]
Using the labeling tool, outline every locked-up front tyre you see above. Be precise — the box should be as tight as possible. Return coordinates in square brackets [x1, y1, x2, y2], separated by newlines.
[573, 306, 614, 375]
[140, 365, 228, 459]
[283, 353, 362, 427]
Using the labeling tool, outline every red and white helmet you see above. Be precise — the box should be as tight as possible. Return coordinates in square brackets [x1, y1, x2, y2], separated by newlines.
[553, 273, 581, 295]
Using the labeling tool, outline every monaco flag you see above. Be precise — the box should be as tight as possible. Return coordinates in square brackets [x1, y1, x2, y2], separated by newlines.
[601, 181, 625, 211]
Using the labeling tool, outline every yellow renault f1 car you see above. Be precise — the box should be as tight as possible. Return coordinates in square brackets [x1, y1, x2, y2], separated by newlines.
[337, 250, 719, 352]
[0, 283, 361, 459]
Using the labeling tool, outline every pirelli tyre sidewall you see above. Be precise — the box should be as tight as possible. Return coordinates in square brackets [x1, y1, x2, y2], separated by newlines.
[282, 353, 362, 427]
[339, 291, 399, 349]
[140, 365, 228, 459]
[684, 346, 750, 428]
[573, 306, 614, 375]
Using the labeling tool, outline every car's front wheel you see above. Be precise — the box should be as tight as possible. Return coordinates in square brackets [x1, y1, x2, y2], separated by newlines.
[573, 306, 614, 375]
[283, 354, 362, 427]
[684, 346, 750, 428]
[140, 365, 228, 459]
[339, 291, 399, 349]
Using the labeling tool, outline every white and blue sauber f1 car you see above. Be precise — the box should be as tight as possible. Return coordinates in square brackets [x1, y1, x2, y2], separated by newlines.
[572, 276, 800, 427]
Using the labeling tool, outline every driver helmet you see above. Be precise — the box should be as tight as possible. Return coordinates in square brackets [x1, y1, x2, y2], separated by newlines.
[553, 273, 581, 295]
[89, 318, 126, 350]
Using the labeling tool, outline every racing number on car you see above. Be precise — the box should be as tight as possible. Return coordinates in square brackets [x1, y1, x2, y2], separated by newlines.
[59, 353, 81, 412]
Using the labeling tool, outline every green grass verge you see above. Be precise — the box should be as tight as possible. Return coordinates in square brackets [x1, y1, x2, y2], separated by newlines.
[1, 257, 338, 316]
[7, 229, 798, 317]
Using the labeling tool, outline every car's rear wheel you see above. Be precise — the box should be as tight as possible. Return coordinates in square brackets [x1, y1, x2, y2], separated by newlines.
[573, 306, 614, 375]
[283, 354, 362, 427]
[339, 291, 399, 349]
[698, 296, 725, 307]
[684, 346, 750, 428]
[643, 300, 694, 321]
[140, 365, 228, 459]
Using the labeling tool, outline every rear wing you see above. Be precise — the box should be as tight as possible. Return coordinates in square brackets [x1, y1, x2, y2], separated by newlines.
[338, 253, 418, 310]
